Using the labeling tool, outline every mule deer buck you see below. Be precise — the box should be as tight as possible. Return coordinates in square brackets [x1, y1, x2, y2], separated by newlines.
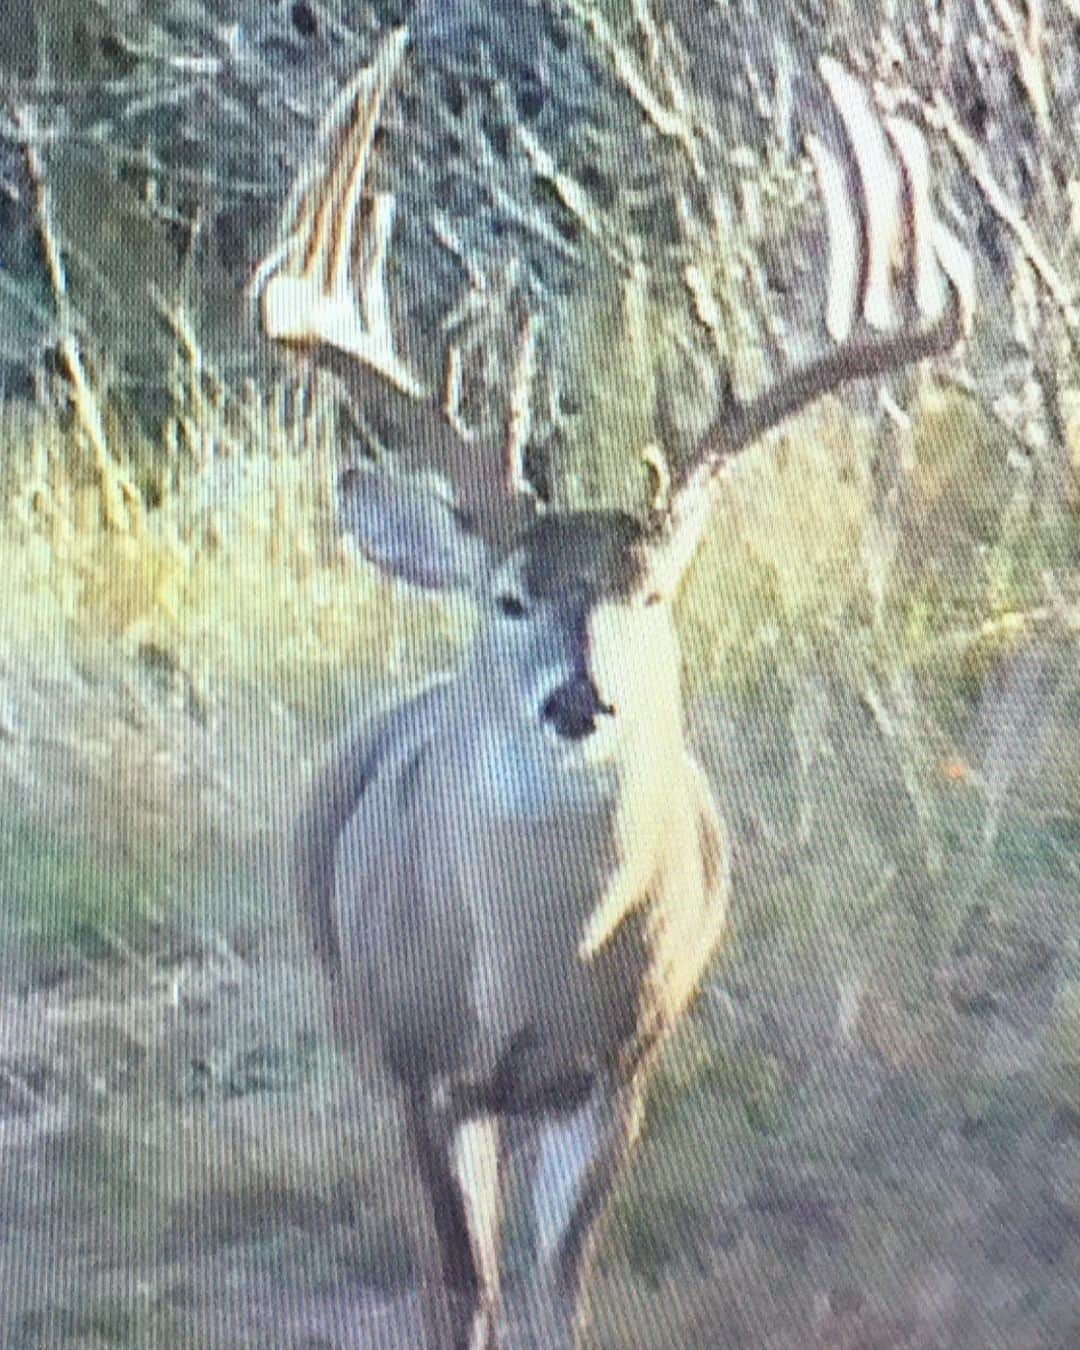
[259, 30, 972, 1349]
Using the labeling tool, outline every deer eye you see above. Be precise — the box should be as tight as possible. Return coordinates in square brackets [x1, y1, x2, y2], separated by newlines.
[497, 593, 528, 619]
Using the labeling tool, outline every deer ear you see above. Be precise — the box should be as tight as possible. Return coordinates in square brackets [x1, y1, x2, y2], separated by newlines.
[337, 464, 492, 592]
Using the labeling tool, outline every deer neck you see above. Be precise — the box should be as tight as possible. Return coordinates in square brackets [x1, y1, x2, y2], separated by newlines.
[452, 694, 688, 828]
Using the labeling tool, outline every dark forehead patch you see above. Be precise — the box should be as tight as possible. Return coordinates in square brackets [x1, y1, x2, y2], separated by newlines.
[517, 510, 648, 601]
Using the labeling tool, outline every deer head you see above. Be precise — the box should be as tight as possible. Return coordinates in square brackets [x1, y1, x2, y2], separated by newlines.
[253, 32, 972, 776]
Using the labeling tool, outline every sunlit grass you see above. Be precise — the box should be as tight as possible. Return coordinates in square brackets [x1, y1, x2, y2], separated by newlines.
[3, 369, 1066, 713]
[0, 384, 461, 717]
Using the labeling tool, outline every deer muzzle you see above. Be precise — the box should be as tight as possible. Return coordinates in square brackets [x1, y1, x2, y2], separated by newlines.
[540, 675, 616, 742]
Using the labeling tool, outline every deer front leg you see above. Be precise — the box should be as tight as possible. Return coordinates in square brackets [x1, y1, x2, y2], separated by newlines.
[405, 1089, 484, 1350]
[559, 1072, 653, 1349]
[504, 1068, 648, 1350]
[452, 1115, 506, 1349]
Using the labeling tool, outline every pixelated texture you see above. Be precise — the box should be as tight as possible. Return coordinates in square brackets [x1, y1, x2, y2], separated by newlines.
[0, 2, 1077, 1346]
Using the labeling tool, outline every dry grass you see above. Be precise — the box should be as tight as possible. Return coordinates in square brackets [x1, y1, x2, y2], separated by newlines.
[3, 362, 1069, 714]
[0, 359, 1073, 931]
[0, 360, 1076, 1346]
[0, 381, 458, 709]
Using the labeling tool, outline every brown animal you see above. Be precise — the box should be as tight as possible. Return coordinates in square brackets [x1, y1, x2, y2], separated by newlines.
[259, 32, 971, 1349]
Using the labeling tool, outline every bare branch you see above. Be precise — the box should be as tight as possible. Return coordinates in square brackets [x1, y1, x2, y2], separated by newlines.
[10, 104, 141, 534]
[563, 0, 704, 179]
[986, 0, 1051, 135]
[919, 90, 1078, 337]
[505, 313, 541, 499]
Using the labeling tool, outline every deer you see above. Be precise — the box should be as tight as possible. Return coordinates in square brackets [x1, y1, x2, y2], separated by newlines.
[255, 29, 973, 1350]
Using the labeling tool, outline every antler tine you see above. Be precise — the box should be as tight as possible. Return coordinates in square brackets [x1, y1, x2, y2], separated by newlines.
[253, 27, 422, 396]
[655, 56, 974, 585]
[432, 289, 546, 548]
[504, 308, 544, 502]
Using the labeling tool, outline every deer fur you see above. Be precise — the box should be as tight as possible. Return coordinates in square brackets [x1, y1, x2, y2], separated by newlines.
[264, 29, 971, 1350]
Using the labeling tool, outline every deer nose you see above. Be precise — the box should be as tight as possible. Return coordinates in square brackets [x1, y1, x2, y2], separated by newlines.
[541, 676, 616, 741]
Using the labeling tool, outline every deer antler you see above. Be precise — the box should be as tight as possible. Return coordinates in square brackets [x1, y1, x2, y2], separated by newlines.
[258, 42, 973, 566]
[653, 56, 975, 585]
[251, 28, 422, 397]
[252, 26, 543, 549]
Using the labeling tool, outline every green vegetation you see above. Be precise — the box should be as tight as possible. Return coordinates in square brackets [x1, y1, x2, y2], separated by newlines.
[0, 818, 161, 960]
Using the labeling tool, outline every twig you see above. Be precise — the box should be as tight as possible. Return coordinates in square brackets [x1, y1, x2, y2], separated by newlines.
[986, 0, 1050, 136]
[565, 1, 704, 179]
[10, 104, 141, 532]
[632, 0, 663, 67]
[920, 91, 1078, 338]
[151, 289, 213, 460]
[440, 342, 473, 442]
